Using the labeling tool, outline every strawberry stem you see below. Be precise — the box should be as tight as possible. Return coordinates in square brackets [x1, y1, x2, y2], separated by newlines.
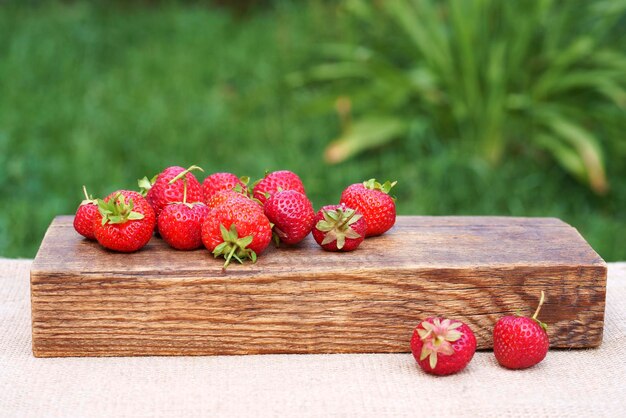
[182, 177, 188, 204]
[169, 165, 204, 185]
[336, 208, 356, 230]
[223, 245, 237, 270]
[532, 291, 545, 320]
[80, 185, 97, 206]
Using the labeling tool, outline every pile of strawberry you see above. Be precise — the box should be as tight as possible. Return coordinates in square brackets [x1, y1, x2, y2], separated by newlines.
[74, 165, 397, 267]
[75, 167, 549, 374]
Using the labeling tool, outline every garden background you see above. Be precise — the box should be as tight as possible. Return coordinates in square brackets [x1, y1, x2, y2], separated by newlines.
[1, 0, 624, 260]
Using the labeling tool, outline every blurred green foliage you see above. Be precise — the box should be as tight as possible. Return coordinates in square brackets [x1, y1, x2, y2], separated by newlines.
[294, 0, 626, 195]
[0, 0, 625, 260]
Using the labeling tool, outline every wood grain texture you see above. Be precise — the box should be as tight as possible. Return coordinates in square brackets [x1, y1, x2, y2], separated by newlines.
[31, 216, 607, 357]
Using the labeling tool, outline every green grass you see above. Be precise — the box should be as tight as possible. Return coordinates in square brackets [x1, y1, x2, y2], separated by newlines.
[0, 1, 625, 261]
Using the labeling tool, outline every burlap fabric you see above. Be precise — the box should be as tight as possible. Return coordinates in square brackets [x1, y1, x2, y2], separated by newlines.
[1, 258, 625, 417]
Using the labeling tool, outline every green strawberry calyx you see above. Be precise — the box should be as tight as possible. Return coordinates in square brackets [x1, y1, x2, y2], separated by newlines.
[363, 178, 397, 194]
[249, 170, 271, 191]
[80, 185, 98, 206]
[233, 181, 259, 202]
[268, 221, 283, 248]
[168, 164, 205, 185]
[315, 206, 363, 250]
[417, 318, 463, 369]
[138, 174, 157, 197]
[212, 224, 257, 269]
[531, 291, 548, 332]
[97, 193, 145, 226]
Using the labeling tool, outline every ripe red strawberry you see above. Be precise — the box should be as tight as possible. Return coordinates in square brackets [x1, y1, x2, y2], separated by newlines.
[493, 291, 550, 369]
[264, 190, 315, 245]
[202, 172, 248, 203]
[158, 179, 210, 250]
[340, 179, 397, 237]
[252, 170, 305, 205]
[93, 190, 156, 252]
[202, 198, 272, 267]
[73, 185, 99, 240]
[312, 204, 367, 251]
[410, 317, 477, 376]
[206, 189, 251, 210]
[139, 165, 204, 219]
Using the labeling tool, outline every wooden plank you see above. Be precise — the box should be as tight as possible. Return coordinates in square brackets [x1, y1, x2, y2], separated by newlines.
[30, 216, 607, 357]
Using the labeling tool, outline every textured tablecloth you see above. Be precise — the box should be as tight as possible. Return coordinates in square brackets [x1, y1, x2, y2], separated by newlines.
[1, 258, 625, 418]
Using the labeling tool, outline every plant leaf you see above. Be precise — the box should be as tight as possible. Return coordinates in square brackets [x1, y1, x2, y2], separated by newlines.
[537, 116, 609, 194]
[325, 116, 408, 164]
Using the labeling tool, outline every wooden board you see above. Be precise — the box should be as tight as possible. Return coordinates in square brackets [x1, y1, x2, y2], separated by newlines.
[30, 216, 607, 357]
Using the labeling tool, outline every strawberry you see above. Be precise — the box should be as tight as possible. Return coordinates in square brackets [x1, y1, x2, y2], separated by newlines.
[410, 317, 477, 376]
[264, 190, 315, 245]
[493, 291, 550, 369]
[202, 198, 272, 268]
[206, 189, 251, 210]
[202, 172, 248, 203]
[139, 165, 204, 219]
[252, 170, 305, 205]
[93, 190, 156, 252]
[340, 178, 397, 237]
[157, 178, 210, 250]
[73, 185, 99, 240]
[312, 204, 366, 252]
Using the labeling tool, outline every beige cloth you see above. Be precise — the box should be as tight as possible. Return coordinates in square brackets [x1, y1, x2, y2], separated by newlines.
[1, 258, 625, 418]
